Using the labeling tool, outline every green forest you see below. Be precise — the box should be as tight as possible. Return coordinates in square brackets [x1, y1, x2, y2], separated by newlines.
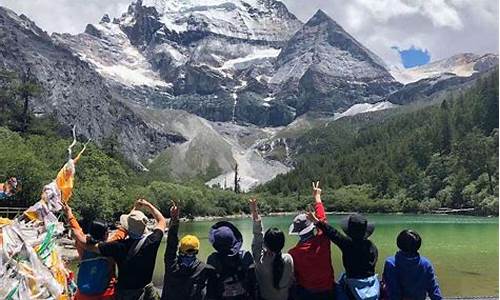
[259, 71, 499, 215]
[0, 70, 498, 221]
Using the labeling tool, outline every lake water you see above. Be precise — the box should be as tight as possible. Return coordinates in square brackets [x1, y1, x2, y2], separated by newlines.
[151, 214, 498, 297]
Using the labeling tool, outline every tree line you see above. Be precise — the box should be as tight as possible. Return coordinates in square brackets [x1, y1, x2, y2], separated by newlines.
[258, 71, 499, 215]
[0, 69, 498, 221]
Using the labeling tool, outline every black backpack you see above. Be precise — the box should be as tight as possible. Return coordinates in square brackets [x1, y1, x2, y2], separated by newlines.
[208, 251, 256, 300]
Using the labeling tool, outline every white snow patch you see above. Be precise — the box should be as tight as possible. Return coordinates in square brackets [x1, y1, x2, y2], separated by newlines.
[390, 54, 484, 84]
[218, 48, 281, 70]
[334, 101, 397, 120]
[205, 123, 291, 191]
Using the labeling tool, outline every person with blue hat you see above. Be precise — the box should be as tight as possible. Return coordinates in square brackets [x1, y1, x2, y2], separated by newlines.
[206, 220, 257, 300]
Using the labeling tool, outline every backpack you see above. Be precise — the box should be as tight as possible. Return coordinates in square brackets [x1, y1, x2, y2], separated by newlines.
[209, 251, 256, 299]
[77, 251, 112, 294]
[338, 273, 380, 300]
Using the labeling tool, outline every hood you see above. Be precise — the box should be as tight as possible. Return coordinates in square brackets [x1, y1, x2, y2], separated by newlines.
[208, 221, 243, 256]
[395, 251, 421, 268]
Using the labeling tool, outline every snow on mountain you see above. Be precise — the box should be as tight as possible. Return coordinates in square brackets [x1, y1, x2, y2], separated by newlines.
[271, 10, 390, 85]
[333, 101, 397, 120]
[205, 122, 291, 191]
[218, 48, 281, 70]
[54, 20, 169, 88]
[391, 53, 499, 84]
[141, 0, 302, 41]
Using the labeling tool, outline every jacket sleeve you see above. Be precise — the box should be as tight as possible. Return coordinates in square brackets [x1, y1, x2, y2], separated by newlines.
[165, 221, 179, 267]
[315, 202, 327, 222]
[315, 221, 349, 249]
[68, 217, 85, 259]
[382, 258, 401, 300]
[251, 219, 264, 264]
[205, 254, 219, 300]
[108, 227, 127, 241]
[426, 261, 443, 300]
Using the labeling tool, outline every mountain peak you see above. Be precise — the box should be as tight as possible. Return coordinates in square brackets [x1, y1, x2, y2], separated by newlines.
[310, 9, 331, 22]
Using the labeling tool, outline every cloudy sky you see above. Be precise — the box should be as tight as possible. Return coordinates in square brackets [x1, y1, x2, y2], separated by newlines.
[1, 0, 498, 68]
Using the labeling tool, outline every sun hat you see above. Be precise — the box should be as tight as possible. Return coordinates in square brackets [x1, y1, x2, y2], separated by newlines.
[208, 221, 243, 256]
[289, 213, 315, 236]
[340, 213, 375, 239]
[180, 235, 200, 254]
[120, 210, 148, 238]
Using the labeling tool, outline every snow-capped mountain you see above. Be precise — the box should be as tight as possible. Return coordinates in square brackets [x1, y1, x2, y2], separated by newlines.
[391, 53, 498, 84]
[272, 10, 401, 115]
[0, 1, 497, 188]
[53, 0, 402, 127]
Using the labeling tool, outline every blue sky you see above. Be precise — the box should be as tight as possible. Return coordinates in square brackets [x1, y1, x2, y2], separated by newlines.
[393, 47, 431, 68]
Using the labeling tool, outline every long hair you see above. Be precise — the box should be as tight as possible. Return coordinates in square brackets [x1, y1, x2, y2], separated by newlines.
[264, 227, 285, 290]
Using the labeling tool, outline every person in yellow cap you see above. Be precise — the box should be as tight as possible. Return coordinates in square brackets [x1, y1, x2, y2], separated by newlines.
[161, 202, 213, 300]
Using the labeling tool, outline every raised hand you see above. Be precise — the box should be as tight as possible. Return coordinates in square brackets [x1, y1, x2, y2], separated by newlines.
[170, 200, 180, 221]
[312, 181, 322, 202]
[135, 198, 151, 210]
[61, 202, 72, 217]
[248, 198, 259, 220]
[306, 207, 320, 224]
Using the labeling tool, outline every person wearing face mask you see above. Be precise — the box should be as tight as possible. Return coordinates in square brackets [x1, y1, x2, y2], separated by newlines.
[161, 201, 213, 300]
[249, 198, 294, 300]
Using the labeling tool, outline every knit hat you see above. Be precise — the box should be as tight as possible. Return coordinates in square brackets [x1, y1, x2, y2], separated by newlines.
[340, 213, 375, 239]
[209, 221, 243, 256]
[120, 210, 148, 238]
[179, 235, 200, 254]
[289, 213, 315, 236]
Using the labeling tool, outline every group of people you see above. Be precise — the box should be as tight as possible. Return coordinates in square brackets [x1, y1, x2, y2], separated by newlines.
[63, 182, 442, 300]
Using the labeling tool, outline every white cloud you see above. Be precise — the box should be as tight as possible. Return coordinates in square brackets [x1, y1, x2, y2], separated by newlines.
[0, 0, 497, 69]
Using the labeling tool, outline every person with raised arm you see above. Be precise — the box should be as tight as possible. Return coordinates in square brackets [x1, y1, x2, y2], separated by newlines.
[62, 202, 127, 300]
[249, 198, 294, 300]
[72, 199, 166, 300]
[306, 211, 379, 300]
[161, 201, 212, 300]
[382, 229, 442, 300]
[288, 182, 335, 300]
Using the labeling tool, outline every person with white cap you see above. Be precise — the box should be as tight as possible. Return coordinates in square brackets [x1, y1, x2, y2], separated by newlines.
[74, 198, 167, 300]
[287, 181, 335, 300]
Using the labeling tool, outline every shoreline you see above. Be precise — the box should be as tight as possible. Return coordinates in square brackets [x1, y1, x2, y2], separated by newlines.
[183, 211, 497, 222]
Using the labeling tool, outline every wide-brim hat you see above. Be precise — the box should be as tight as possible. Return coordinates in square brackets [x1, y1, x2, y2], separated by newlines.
[209, 221, 243, 256]
[340, 213, 375, 239]
[120, 210, 148, 238]
[289, 213, 315, 236]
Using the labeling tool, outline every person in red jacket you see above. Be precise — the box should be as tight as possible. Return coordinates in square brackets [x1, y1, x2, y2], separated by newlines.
[288, 182, 335, 300]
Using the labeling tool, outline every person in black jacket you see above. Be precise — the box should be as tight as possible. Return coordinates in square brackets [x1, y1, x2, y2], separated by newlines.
[206, 221, 257, 300]
[307, 212, 379, 300]
[161, 202, 213, 300]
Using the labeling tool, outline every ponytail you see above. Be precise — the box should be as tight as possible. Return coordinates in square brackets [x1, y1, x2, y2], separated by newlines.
[264, 227, 286, 290]
[272, 251, 285, 289]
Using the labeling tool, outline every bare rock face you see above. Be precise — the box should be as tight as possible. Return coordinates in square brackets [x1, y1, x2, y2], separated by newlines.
[0, 6, 185, 167]
[1, 1, 497, 183]
[52, 1, 403, 126]
[272, 10, 401, 116]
